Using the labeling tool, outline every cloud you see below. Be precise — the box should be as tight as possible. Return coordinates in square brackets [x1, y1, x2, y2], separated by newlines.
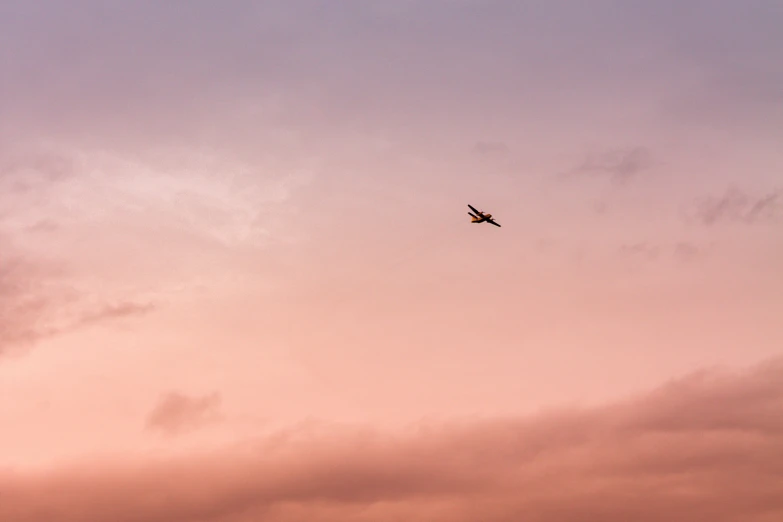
[562, 147, 655, 185]
[0, 251, 65, 356]
[0, 149, 78, 222]
[673, 241, 712, 262]
[0, 140, 309, 321]
[616, 241, 713, 264]
[0, 149, 75, 187]
[692, 187, 781, 225]
[0, 140, 302, 361]
[146, 391, 223, 436]
[2, 358, 783, 521]
[473, 141, 509, 159]
[0, 147, 83, 236]
[76, 301, 156, 326]
[24, 219, 60, 233]
[619, 242, 660, 261]
[0, 245, 154, 357]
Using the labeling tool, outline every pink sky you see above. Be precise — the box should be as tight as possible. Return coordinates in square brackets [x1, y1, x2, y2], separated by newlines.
[1, 1, 782, 519]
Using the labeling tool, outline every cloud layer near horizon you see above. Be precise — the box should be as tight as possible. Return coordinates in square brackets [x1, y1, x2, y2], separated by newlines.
[2, 359, 782, 521]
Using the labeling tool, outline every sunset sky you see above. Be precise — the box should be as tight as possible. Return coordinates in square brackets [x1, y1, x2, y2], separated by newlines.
[1, 1, 782, 520]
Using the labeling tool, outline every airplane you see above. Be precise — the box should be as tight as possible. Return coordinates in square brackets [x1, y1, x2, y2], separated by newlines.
[468, 204, 501, 227]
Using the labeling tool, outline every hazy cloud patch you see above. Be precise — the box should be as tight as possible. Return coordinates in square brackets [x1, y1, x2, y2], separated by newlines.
[619, 242, 660, 261]
[561, 147, 655, 185]
[616, 241, 714, 264]
[673, 241, 714, 262]
[146, 391, 223, 436]
[691, 187, 780, 225]
[473, 141, 509, 159]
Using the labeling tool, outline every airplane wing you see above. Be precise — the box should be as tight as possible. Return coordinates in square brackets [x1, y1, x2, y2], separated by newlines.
[467, 204, 481, 215]
[468, 212, 479, 218]
[487, 219, 501, 227]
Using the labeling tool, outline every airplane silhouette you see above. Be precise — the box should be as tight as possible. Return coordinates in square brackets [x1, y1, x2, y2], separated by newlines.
[468, 204, 501, 227]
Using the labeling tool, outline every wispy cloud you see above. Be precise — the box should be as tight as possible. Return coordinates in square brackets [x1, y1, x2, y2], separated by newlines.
[0, 290, 154, 358]
[2, 358, 782, 520]
[691, 187, 781, 225]
[0, 239, 155, 357]
[673, 241, 713, 262]
[0, 251, 66, 356]
[0, 149, 75, 187]
[73, 301, 156, 328]
[473, 141, 509, 159]
[561, 147, 655, 185]
[617, 241, 714, 263]
[146, 391, 223, 436]
[0, 130, 308, 363]
[619, 242, 660, 261]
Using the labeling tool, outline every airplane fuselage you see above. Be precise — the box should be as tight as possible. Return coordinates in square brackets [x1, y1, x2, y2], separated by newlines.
[471, 213, 491, 222]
